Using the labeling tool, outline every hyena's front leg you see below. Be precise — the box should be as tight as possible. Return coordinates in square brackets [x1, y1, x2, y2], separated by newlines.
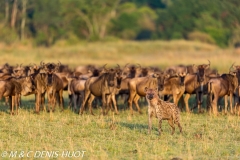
[148, 110, 153, 134]
[158, 118, 162, 136]
[178, 122, 182, 133]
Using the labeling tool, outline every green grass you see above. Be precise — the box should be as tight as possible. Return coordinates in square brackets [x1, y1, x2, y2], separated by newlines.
[0, 40, 240, 159]
[0, 94, 240, 160]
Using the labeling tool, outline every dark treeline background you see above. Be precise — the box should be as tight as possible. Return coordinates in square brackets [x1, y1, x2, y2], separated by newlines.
[1, 0, 240, 47]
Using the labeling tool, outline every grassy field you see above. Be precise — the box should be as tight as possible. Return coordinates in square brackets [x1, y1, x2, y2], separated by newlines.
[1, 40, 240, 73]
[0, 40, 240, 159]
[0, 97, 240, 160]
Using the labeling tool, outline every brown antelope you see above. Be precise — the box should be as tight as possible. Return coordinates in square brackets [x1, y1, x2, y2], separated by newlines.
[207, 64, 238, 115]
[127, 71, 168, 115]
[0, 75, 34, 115]
[159, 68, 188, 107]
[42, 62, 64, 112]
[66, 75, 86, 112]
[232, 64, 240, 115]
[79, 65, 123, 115]
[181, 60, 211, 113]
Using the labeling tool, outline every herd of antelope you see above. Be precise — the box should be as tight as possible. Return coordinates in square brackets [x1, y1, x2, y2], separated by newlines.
[0, 60, 239, 116]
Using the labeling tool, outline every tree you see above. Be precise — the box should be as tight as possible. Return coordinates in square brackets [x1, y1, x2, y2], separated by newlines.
[10, 0, 18, 29]
[20, 0, 27, 40]
[30, 0, 63, 46]
[65, 0, 120, 40]
[5, 0, 9, 24]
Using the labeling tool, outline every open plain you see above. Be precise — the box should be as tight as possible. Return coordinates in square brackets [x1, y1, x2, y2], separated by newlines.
[0, 40, 240, 159]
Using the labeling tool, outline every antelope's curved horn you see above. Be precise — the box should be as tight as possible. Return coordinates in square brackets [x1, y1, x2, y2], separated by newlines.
[116, 64, 120, 69]
[136, 63, 141, 69]
[40, 61, 45, 67]
[229, 62, 236, 73]
[207, 60, 211, 66]
[57, 60, 61, 66]
[124, 63, 129, 68]
[102, 64, 107, 70]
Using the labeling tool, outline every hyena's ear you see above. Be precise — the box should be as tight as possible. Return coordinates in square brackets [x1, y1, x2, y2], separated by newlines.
[144, 87, 148, 93]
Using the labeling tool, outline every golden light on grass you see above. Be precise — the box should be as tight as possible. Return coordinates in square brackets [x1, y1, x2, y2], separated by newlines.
[0, 40, 239, 73]
[0, 41, 239, 159]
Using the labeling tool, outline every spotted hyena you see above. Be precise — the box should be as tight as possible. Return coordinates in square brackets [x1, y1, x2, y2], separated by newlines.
[144, 87, 182, 135]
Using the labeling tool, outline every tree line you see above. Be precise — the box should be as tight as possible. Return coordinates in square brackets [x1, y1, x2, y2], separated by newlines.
[1, 0, 240, 47]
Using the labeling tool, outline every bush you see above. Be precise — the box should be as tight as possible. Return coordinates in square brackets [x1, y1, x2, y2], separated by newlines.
[0, 26, 18, 44]
[204, 27, 230, 47]
[34, 32, 48, 46]
[187, 31, 215, 44]
[120, 29, 137, 39]
[171, 32, 183, 39]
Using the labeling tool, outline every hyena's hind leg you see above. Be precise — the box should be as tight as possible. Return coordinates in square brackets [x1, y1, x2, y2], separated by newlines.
[168, 119, 175, 135]
[174, 117, 182, 134]
[175, 110, 183, 134]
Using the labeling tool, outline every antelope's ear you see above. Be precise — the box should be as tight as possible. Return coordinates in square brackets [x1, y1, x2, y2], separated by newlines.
[204, 64, 210, 70]
[192, 64, 197, 69]
[165, 74, 170, 78]
[152, 73, 159, 78]
[230, 71, 237, 76]
[144, 87, 148, 93]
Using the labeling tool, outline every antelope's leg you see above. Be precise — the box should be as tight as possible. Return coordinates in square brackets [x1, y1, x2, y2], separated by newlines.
[59, 90, 64, 111]
[133, 94, 142, 114]
[72, 94, 77, 112]
[68, 94, 72, 109]
[9, 96, 13, 115]
[212, 95, 219, 115]
[128, 88, 136, 115]
[206, 94, 211, 112]
[40, 93, 46, 111]
[184, 93, 191, 113]
[35, 93, 41, 113]
[52, 91, 56, 112]
[224, 95, 228, 114]
[79, 90, 91, 115]
[196, 91, 203, 113]
[111, 94, 119, 114]
[102, 94, 107, 115]
[47, 92, 51, 112]
[15, 95, 19, 115]
[105, 95, 111, 115]
[229, 94, 233, 114]
[87, 94, 95, 115]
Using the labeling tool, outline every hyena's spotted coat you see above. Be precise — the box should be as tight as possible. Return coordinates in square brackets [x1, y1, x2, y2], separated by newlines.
[144, 87, 182, 135]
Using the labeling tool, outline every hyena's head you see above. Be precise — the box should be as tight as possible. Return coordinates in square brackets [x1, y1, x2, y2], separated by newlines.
[144, 87, 158, 100]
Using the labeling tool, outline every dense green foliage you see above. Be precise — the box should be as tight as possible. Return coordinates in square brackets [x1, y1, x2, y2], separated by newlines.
[0, 0, 240, 47]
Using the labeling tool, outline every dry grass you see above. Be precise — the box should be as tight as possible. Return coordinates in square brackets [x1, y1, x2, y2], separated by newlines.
[0, 40, 240, 159]
[0, 97, 240, 159]
[1, 40, 239, 73]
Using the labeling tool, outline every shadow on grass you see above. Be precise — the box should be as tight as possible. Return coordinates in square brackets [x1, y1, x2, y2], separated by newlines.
[0, 96, 72, 114]
[119, 122, 148, 130]
[118, 121, 158, 133]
